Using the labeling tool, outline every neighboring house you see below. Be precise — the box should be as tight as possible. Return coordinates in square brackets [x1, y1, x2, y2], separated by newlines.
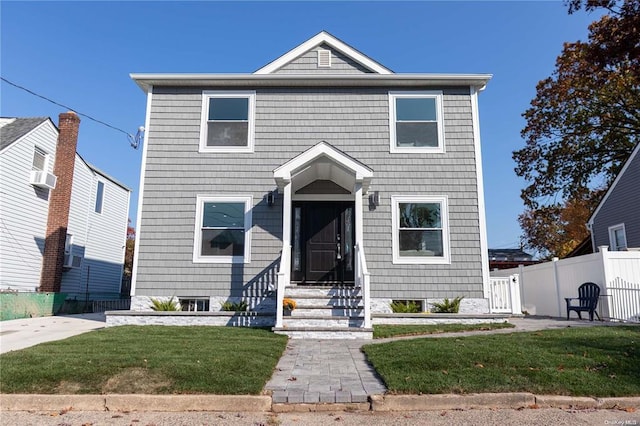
[130, 31, 492, 336]
[0, 115, 131, 300]
[588, 142, 640, 252]
[488, 249, 537, 270]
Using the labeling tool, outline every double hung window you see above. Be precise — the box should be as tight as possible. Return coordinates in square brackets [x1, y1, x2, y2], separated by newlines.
[389, 91, 444, 153]
[392, 195, 450, 264]
[200, 91, 255, 153]
[193, 195, 252, 263]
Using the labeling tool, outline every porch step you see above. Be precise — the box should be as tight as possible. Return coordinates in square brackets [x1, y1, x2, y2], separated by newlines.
[272, 327, 373, 340]
[282, 316, 364, 328]
[292, 306, 364, 317]
[285, 285, 362, 298]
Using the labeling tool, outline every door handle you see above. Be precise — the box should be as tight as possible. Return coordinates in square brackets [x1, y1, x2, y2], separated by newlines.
[336, 242, 342, 260]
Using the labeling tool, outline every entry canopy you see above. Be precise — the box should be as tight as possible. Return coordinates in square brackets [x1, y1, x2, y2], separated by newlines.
[274, 141, 373, 194]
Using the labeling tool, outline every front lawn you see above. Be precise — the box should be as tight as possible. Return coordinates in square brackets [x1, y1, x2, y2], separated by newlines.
[362, 326, 640, 397]
[373, 323, 515, 339]
[0, 326, 288, 395]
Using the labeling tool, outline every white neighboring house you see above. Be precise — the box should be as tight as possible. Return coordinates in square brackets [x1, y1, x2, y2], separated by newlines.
[0, 117, 131, 299]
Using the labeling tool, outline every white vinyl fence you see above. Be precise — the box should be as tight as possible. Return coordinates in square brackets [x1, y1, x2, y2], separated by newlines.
[488, 275, 522, 314]
[491, 247, 640, 322]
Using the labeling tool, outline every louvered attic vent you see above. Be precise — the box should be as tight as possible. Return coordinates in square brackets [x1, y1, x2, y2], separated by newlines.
[317, 49, 331, 68]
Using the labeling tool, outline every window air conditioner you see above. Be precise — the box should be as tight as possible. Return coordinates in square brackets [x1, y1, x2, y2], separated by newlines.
[63, 254, 82, 269]
[30, 170, 57, 190]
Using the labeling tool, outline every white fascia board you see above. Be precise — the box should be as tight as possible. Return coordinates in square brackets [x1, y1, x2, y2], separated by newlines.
[254, 31, 393, 75]
[130, 73, 492, 93]
[274, 141, 373, 181]
[587, 141, 640, 227]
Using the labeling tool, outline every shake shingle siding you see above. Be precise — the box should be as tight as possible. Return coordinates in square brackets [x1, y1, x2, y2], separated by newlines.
[591, 147, 640, 250]
[273, 45, 374, 74]
[135, 86, 484, 300]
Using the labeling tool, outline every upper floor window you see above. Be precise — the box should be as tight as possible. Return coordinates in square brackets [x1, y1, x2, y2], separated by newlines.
[95, 181, 105, 213]
[193, 195, 253, 263]
[200, 91, 255, 153]
[32, 147, 47, 171]
[391, 195, 450, 264]
[608, 224, 627, 251]
[389, 91, 444, 154]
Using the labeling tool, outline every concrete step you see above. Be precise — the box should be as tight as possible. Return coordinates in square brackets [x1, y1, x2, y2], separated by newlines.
[292, 306, 364, 317]
[286, 296, 363, 307]
[285, 286, 362, 298]
[273, 327, 373, 340]
[282, 316, 364, 328]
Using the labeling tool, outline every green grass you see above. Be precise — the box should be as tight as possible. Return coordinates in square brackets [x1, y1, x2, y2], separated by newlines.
[0, 326, 287, 395]
[373, 323, 515, 339]
[362, 326, 640, 397]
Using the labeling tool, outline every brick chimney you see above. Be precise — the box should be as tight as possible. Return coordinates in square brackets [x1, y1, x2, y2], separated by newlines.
[39, 112, 80, 293]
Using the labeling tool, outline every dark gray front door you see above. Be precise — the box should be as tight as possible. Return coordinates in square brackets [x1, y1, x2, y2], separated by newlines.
[291, 201, 354, 285]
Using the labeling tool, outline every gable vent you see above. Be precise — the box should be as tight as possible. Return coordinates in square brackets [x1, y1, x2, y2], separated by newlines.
[317, 49, 331, 68]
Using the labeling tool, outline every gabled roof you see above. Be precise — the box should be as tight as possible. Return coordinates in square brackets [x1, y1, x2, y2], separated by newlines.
[0, 117, 50, 152]
[254, 31, 393, 75]
[587, 142, 640, 226]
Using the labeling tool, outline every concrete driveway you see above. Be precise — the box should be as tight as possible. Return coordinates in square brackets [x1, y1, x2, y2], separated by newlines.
[0, 313, 106, 354]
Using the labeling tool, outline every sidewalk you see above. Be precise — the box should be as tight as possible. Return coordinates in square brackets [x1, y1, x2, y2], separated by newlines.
[0, 313, 105, 354]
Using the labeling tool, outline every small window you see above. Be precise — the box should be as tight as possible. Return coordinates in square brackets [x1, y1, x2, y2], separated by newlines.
[95, 181, 104, 213]
[193, 195, 252, 263]
[200, 91, 255, 153]
[389, 91, 444, 153]
[609, 224, 628, 251]
[180, 298, 210, 312]
[392, 195, 450, 264]
[32, 147, 47, 171]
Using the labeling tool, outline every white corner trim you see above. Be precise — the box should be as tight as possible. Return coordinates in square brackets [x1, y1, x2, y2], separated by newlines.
[199, 91, 256, 153]
[588, 141, 640, 227]
[254, 31, 392, 75]
[471, 86, 491, 299]
[130, 89, 153, 296]
[391, 194, 451, 265]
[389, 91, 445, 154]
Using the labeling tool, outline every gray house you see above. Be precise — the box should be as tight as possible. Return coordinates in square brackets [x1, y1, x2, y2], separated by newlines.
[588, 141, 640, 252]
[130, 32, 492, 338]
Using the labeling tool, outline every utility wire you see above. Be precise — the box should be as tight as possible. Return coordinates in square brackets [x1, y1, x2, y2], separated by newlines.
[1, 76, 143, 147]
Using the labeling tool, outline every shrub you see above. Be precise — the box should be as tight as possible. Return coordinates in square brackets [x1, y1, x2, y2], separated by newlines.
[149, 296, 179, 311]
[390, 300, 421, 313]
[283, 298, 297, 310]
[221, 300, 248, 312]
[430, 296, 464, 313]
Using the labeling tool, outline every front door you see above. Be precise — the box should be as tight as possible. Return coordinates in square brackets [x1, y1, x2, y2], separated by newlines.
[291, 201, 354, 285]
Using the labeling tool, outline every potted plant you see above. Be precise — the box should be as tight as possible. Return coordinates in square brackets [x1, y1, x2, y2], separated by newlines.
[283, 298, 296, 315]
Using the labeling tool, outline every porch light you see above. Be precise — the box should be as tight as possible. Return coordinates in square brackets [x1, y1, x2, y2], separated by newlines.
[369, 191, 380, 209]
[267, 190, 277, 207]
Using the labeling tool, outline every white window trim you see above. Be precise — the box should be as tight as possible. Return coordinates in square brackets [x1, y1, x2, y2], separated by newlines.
[389, 91, 445, 154]
[32, 146, 48, 171]
[193, 195, 253, 264]
[608, 223, 627, 251]
[199, 91, 256, 153]
[391, 195, 451, 264]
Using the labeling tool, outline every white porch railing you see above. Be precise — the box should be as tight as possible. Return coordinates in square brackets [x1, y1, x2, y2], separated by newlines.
[355, 243, 371, 328]
[488, 274, 522, 314]
[275, 244, 291, 328]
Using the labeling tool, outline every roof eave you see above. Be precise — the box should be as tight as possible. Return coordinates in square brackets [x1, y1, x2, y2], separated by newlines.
[130, 73, 493, 92]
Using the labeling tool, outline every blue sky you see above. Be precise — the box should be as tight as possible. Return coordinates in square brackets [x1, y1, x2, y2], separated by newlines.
[1, 1, 599, 251]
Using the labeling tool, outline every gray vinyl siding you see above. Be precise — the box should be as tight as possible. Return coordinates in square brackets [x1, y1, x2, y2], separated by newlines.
[591, 148, 640, 250]
[135, 86, 484, 300]
[61, 158, 130, 299]
[0, 121, 57, 291]
[273, 44, 374, 74]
